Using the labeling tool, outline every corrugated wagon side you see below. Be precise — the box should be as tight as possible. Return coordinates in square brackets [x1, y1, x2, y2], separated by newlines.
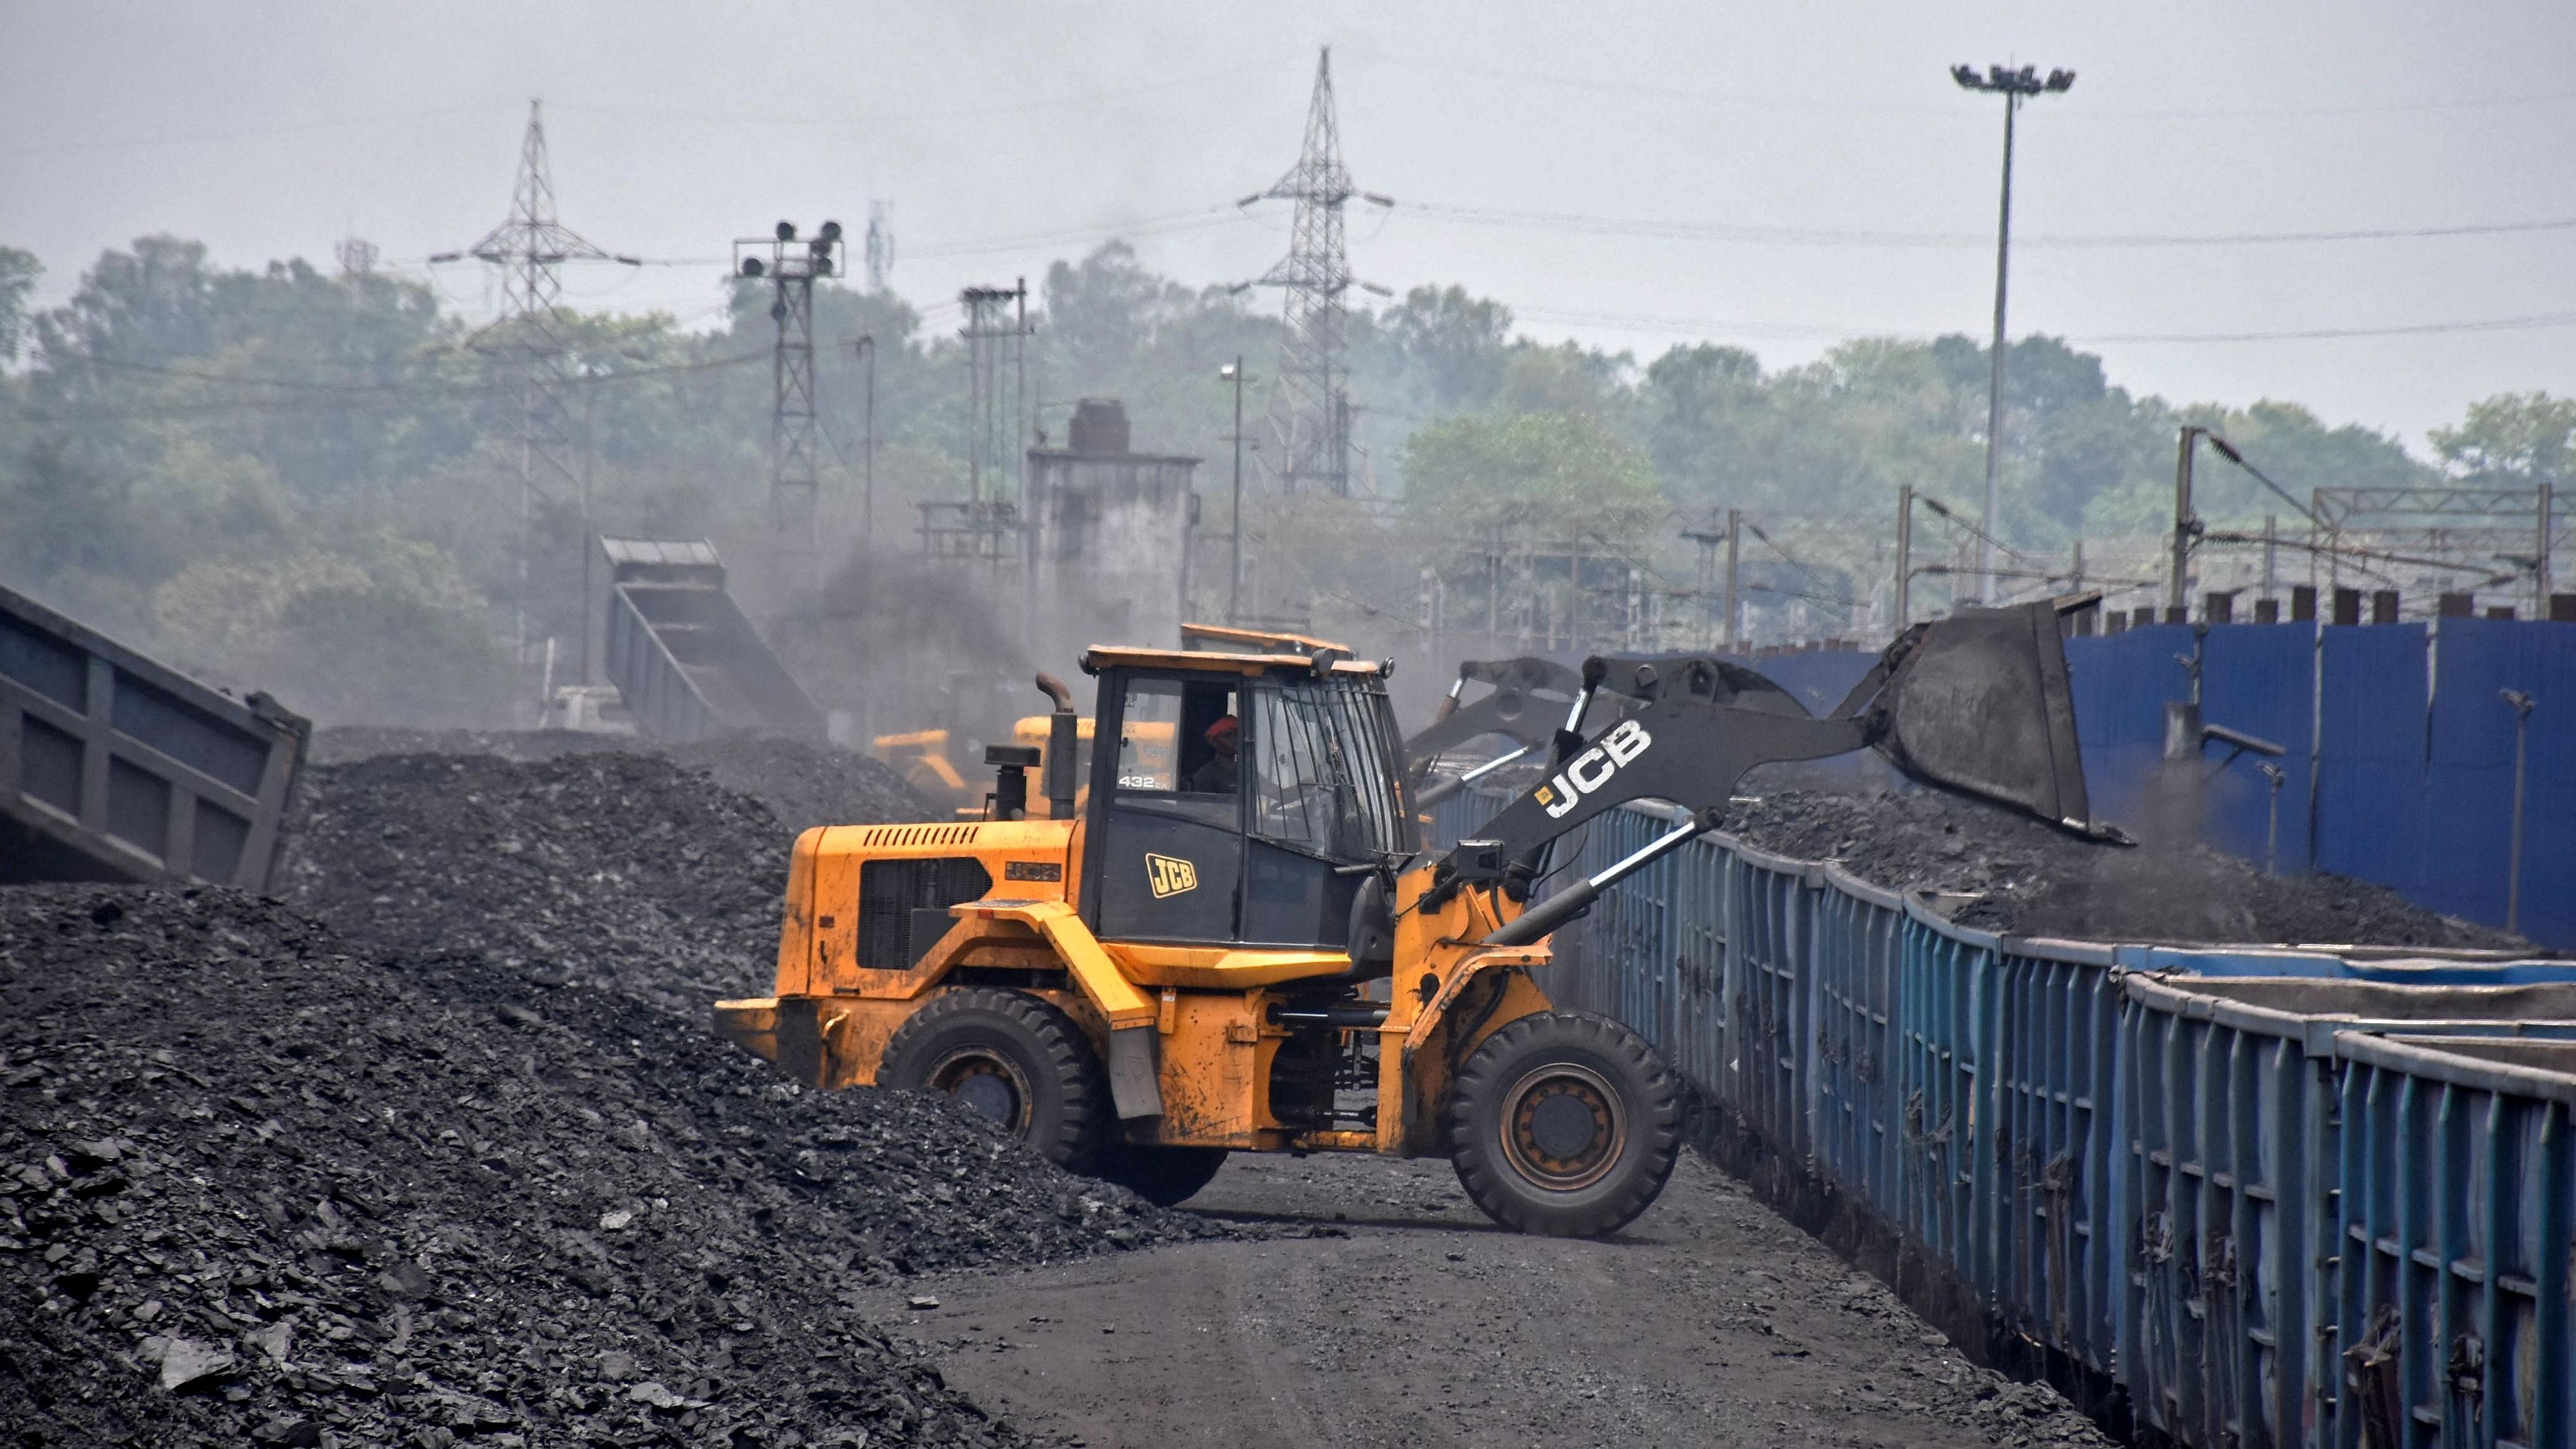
[1, 582, 307, 890]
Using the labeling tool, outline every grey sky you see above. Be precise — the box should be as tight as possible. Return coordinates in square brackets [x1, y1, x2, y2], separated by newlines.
[5, 1, 2571, 447]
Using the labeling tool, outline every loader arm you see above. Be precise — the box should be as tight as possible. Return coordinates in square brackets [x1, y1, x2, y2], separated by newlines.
[1404, 657, 1584, 794]
[1409, 649, 1850, 805]
[1420, 599, 2126, 946]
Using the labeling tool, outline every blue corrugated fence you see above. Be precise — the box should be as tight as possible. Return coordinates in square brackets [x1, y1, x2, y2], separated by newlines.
[1431, 784, 2576, 1449]
[2065, 618, 2576, 949]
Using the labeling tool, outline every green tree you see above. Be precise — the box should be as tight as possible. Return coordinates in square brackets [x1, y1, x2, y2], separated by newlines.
[0, 246, 38, 363]
[2082, 400, 2430, 535]
[1640, 343, 1769, 507]
[1402, 409, 1661, 539]
[1378, 284, 1512, 415]
[2430, 391, 2576, 482]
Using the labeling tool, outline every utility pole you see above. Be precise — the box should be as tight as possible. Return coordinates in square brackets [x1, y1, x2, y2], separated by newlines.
[2171, 425, 2203, 618]
[864, 200, 894, 292]
[1245, 47, 1391, 496]
[854, 335, 877, 551]
[1725, 508, 1742, 650]
[1894, 485, 1915, 637]
[431, 99, 640, 685]
[734, 220, 844, 628]
[2538, 482, 2554, 615]
[1219, 358, 1252, 622]
[1952, 63, 2075, 604]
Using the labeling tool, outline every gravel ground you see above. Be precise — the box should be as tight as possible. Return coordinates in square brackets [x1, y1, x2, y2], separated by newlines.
[1722, 786, 2528, 949]
[878, 1150, 2110, 1449]
[0, 883, 1219, 1447]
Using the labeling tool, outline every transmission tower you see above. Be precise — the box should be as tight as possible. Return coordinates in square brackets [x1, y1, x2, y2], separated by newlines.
[432, 100, 638, 668]
[734, 221, 845, 626]
[1244, 48, 1386, 497]
[866, 200, 895, 292]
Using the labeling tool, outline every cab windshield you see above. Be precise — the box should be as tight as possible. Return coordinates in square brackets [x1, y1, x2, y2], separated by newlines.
[1246, 674, 1413, 861]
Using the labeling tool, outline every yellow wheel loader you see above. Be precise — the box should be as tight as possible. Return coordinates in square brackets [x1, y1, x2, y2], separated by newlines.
[875, 716, 1105, 820]
[715, 601, 2119, 1234]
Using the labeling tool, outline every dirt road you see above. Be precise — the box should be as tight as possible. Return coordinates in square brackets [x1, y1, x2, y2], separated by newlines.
[872, 1150, 2107, 1449]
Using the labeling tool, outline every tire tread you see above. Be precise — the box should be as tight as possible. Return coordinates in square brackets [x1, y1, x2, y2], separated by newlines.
[1447, 1011, 1682, 1238]
[882, 987, 1110, 1172]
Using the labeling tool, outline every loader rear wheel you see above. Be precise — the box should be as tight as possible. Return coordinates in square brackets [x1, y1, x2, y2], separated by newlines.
[1099, 1145, 1229, 1207]
[1448, 1012, 1681, 1238]
[881, 988, 1108, 1174]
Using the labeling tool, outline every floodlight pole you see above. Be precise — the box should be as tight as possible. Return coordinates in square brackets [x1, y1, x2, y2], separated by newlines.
[1894, 485, 1915, 637]
[1221, 358, 1251, 623]
[855, 334, 877, 551]
[1953, 63, 2075, 604]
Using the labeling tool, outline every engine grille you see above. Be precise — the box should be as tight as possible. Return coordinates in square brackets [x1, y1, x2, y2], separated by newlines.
[856, 857, 994, 970]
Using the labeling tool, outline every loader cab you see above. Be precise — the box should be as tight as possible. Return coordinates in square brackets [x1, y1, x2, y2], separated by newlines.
[1080, 649, 1414, 952]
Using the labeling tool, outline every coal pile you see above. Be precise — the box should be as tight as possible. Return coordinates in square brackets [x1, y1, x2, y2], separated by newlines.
[0, 884, 1219, 1446]
[307, 728, 932, 839]
[1724, 787, 2527, 950]
[282, 751, 789, 1017]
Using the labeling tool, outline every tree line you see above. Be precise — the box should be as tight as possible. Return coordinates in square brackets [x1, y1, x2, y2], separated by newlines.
[0, 235, 2564, 724]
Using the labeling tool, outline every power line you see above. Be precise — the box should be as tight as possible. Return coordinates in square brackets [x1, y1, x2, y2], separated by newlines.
[1400, 199, 2576, 251]
[1372, 54, 2576, 122]
[0, 105, 485, 159]
[2079, 311, 2576, 343]
[1511, 302, 2576, 346]
[29, 350, 765, 423]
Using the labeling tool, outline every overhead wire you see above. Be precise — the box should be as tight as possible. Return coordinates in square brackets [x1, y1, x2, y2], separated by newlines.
[1512, 302, 2576, 347]
[1368, 53, 2576, 123]
[1399, 200, 2576, 252]
[26, 349, 768, 425]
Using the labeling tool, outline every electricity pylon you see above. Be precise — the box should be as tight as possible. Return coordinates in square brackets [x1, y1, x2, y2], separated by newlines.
[433, 99, 637, 667]
[1245, 48, 1387, 497]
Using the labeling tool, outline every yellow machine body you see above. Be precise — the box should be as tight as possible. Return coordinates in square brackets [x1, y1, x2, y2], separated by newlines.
[711, 814, 1552, 1155]
[717, 644, 1555, 1158]
[873, 716, 1116, 817]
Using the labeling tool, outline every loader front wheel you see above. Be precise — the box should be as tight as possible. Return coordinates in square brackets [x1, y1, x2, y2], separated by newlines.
[1448, 1012, 1681, 1238]
[882, 988, 1108, 1173]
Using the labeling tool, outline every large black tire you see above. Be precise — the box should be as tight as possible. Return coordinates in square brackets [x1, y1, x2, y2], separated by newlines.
[1098, 1145, 1229, 1207]
[881, 988, 1110, 1174]
[1448, 1012, 1682, 1238]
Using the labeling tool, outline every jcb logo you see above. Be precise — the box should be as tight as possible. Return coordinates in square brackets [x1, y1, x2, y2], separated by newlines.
[1533, 719, 1653, 820]
[1145, 852, 1199, 898]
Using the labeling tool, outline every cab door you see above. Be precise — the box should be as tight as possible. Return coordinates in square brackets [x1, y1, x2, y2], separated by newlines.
[1086, 672, 1245, 944]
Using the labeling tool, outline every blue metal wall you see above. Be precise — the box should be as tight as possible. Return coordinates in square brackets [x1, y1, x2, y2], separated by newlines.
[2064, 624, 2195, 831]
[2419, 618, 2576, 945]
[2063, 620, 2576, 950]
[2316, 625, 2430, 896]
[1520, 798, 2576, 1449]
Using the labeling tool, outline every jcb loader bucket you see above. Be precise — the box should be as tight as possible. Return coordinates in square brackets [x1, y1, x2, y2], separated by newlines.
[1872, 600, 2119, 839]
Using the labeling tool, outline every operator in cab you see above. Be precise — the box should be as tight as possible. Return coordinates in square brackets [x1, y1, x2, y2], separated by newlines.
[1186, 714, 1240, 794]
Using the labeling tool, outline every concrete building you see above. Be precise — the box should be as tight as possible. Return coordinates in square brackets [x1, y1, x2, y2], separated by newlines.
[1022, 399, 1200, 672]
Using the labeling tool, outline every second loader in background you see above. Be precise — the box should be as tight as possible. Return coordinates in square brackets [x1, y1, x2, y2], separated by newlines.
[716, 600, 2121, 1234]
